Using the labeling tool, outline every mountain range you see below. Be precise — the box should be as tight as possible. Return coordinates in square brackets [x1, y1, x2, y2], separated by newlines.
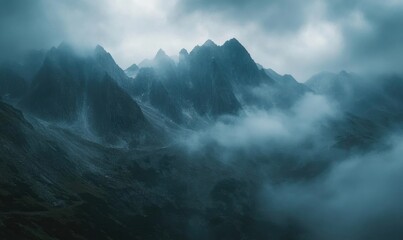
[1, 38, 403, 240]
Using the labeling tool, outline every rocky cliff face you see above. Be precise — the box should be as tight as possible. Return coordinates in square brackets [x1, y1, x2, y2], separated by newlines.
[86, 73, 150, 143]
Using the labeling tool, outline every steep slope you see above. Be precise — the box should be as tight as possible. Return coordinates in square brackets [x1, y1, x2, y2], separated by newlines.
[185, 42, 242, 116]
[131, 68, 183, 123]
[153, 49, 177, 78]
[93, 45, 132, 88]
[19, 43, 153, 144]
[152, 49, 184, 98]
[187, 58, 241, 116]
[124, 63, 139, 78]
[20, 44, 87, 121]
[0, 101, 165, 239]
[87, 74, 150, 143]
[0, 101, 33, 147]
[220, 38, 265, 85]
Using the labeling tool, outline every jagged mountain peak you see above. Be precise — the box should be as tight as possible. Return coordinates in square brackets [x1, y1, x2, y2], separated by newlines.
[283, 74, 296, 81]
[95, 44, 106, 52]
[222, 37, 250, 56]
[91, 45, 131, 87]
[126, 64, 139, 72]
[138, 59, 153, 68]
[94, 44, 108, 54]
[179, 48, 189, 56]
[155, 49, 168, 59]
[93, 45, 114, 60]
[124, 64, 140, 78]
[263, 68, 283, 81]
[179, 48, 189, 63]
[153, 49, 176, 68]
[223, 38, 243, 48]
[261, 66, 299, 84]
[221, 38, 252, 60]
[203, 39, 217, 47]
[152, 49, 176, 79]
[189, 40, 221, 59]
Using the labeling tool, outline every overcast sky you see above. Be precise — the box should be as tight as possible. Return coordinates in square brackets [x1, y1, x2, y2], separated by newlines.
[1, 0, 402, 80]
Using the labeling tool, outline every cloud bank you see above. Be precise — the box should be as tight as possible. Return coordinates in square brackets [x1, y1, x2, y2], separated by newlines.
[177, 78, 403, 239]
[263, 135, 403, 240]
[182, 93, 339, 161]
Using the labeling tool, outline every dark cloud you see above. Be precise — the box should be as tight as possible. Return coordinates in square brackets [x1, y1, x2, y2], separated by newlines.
[0, 0, 115, 62]
[175, 0, 310, 33]
[174, 0, 403, 78]
[0, 0, 211, 69]
[1, 0, 402, 79]
[308, 0, 403, 74]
